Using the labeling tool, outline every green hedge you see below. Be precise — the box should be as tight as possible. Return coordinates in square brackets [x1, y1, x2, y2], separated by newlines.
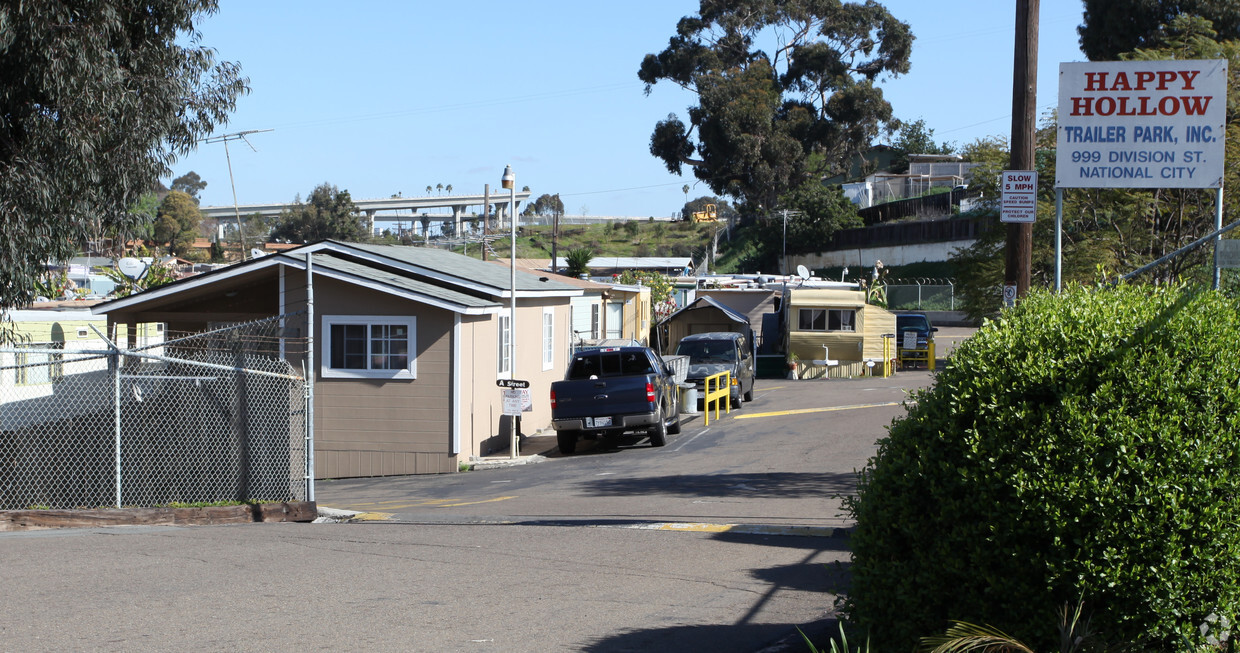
[845, 284, 1240, 650]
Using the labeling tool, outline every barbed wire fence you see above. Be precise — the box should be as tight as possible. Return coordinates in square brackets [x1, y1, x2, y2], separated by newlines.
[883, 278, 956, 311]
[0, 314, 310, 510]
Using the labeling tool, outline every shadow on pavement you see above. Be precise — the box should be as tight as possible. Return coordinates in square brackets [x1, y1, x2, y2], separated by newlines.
[577, 471, 859, 499]
[578, 617, 844, 653]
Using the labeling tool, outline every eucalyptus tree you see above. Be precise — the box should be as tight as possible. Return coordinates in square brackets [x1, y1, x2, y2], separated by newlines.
[638, 0, 913, 214]
[0, 0, 248, 308]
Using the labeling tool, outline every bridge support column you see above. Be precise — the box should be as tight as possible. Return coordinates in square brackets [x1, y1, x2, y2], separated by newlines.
[365, 210, 376, 236]
[452, 205, 464, 237]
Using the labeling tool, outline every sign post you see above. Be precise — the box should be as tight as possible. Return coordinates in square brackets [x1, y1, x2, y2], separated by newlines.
[497, 379, 530, 458]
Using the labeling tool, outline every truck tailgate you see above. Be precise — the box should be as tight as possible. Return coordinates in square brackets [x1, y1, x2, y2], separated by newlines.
[551, 377, 653, 421]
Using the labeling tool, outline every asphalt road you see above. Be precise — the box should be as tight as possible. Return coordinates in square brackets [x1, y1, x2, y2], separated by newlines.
[0, 333, 971, 652]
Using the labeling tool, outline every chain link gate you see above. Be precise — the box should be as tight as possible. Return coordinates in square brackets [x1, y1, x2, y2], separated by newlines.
[0, 315, 310, 510]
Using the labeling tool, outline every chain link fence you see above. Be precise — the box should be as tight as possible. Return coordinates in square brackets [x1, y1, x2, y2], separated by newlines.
[0, 316, 310, 510]
[884, 278, 956, 311]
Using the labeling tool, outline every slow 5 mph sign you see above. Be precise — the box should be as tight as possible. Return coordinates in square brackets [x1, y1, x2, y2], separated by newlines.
[1001, 170, 1038, 223]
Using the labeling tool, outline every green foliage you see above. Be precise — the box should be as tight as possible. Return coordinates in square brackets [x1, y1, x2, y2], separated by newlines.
[845, 284, 1240, 651]
[98, 260, 178, 297]
[623, 220, 640, 238]
[746, 180, 863, 271]
[801, 623, 870, 653]
[170, 171, 207, 202]
[616, 269, 676, 320]
[1078, 0, 1240, 60]
[524, 193, 564, 218]
[890, 118, 956, 172]
[564, 247, 594, 278]
[153, 191, 202, 255]
[0, 0, 248, 309]
[638, 0, 912, 211]
[270, 183, 367, 243]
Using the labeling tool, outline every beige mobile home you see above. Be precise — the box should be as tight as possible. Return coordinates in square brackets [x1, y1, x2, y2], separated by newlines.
[94, 241, 582, 478]
[785, 287, 897, 378]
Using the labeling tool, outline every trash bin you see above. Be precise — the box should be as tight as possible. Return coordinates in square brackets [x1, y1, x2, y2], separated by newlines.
[679, 383, 698, 414]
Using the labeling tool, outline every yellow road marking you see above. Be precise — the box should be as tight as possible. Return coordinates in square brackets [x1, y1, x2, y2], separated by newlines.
[436, 495, 517, 508]
[352, 512, 393, 521]
[733, 401, 901, 419]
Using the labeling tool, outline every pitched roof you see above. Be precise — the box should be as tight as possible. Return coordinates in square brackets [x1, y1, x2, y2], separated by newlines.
[340, 242, 580, 294]
[93, 240, 581, 316]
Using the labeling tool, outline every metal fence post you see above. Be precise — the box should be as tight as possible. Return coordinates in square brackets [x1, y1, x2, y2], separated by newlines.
[112, 348, 122, 508]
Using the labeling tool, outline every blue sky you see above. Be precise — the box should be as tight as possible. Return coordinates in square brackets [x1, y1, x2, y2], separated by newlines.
[173, 1, 1088, 219]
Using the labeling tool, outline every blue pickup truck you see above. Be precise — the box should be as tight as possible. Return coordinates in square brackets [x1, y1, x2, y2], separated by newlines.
[549, 346, 681, 455]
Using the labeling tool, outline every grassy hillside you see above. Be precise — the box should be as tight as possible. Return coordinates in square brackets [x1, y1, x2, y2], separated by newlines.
[462, 219, 722, 267]
[446, 217, 951, 281]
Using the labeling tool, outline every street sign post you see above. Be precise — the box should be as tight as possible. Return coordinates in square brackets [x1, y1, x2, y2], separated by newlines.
[496, 378, 530, 389]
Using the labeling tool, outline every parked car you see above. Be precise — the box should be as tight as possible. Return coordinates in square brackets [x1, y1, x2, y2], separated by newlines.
[675, 331, 755, 408]
[895, 313, 938, 368]
[550, 346, 681, 454]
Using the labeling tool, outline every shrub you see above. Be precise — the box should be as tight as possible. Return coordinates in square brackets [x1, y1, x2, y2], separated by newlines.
[845, 284, 1240, 651]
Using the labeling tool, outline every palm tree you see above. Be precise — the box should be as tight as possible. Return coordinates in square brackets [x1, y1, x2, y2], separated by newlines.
[564, 247, 594, 278]
[445, 184, 453, 195]
[436, 183, 443, 195]
[425, 185, 432, 195]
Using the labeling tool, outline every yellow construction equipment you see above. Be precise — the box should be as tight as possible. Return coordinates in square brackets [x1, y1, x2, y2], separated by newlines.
[690, 203, 719, 223]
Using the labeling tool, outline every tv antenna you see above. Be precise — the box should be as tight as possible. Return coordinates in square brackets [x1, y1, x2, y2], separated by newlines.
[202, 129, 273, 261]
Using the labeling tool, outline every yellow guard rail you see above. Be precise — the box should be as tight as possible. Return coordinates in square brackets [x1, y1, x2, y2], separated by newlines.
[702, 370, 731, 425]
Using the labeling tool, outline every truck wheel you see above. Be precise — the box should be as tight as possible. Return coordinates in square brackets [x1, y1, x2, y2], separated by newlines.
[743, 385, 754, 402]
[668, 410, 681, 435]
[648, 411, 668, 447]
[557, 430, 578, 455]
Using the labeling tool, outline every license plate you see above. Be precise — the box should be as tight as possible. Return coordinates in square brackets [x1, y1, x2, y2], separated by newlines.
[586, 416, 612, 428]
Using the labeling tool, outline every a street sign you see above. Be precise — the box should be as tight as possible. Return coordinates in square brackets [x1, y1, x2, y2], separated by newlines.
[1001, 170, 1038, 223]
[496, 378, 530, 389]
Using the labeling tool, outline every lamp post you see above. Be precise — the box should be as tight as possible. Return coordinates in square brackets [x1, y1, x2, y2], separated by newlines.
[502, 165, 519, 456]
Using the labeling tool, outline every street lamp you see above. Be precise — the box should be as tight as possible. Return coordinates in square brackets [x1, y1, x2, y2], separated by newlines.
[502, 165, 518, 457]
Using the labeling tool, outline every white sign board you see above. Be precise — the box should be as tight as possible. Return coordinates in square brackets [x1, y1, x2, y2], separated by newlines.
[902, 330, 918, 351]
[501, 388, 533, 416]
[1057, 59, 1227, 189]
[1001, 170, 1038, 223]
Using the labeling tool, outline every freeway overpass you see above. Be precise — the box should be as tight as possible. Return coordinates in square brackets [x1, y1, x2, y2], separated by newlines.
[200, 191, 532, 237]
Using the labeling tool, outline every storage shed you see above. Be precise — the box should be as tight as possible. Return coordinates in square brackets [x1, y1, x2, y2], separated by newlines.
[653, 296, 753, 357]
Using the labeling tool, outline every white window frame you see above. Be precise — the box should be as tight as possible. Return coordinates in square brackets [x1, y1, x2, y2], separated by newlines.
[797, 308, 857, 332]
[542, 308, 555, 371]
[497, 314, 512, 377]
[322, 315, 416, 380]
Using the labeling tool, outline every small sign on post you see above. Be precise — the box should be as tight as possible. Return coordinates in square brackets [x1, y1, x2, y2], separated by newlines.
[1001, 170, 1038, 223]
[1217, 240, 1240, 269]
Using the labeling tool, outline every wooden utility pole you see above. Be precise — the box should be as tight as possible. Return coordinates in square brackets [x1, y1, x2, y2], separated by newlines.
[1006, 0, 1039, 300]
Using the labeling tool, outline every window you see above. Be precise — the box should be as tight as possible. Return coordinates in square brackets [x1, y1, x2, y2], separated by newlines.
[497, 314, 511, 376]
[542, 309, 554, 371]
[590, 304, 600, 339]
[797, 308, 856, 332]
[15, 343, 63, 386]
[322, 316, 415, 379]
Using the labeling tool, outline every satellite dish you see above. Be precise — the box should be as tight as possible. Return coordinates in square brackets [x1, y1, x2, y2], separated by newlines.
[117, 257, 147, 280]
[250, 248, 269, 259]
[796, 264, 810, 279]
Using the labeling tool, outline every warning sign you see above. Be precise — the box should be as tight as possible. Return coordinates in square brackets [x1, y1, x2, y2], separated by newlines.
[1001, 170, 1038, 223]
